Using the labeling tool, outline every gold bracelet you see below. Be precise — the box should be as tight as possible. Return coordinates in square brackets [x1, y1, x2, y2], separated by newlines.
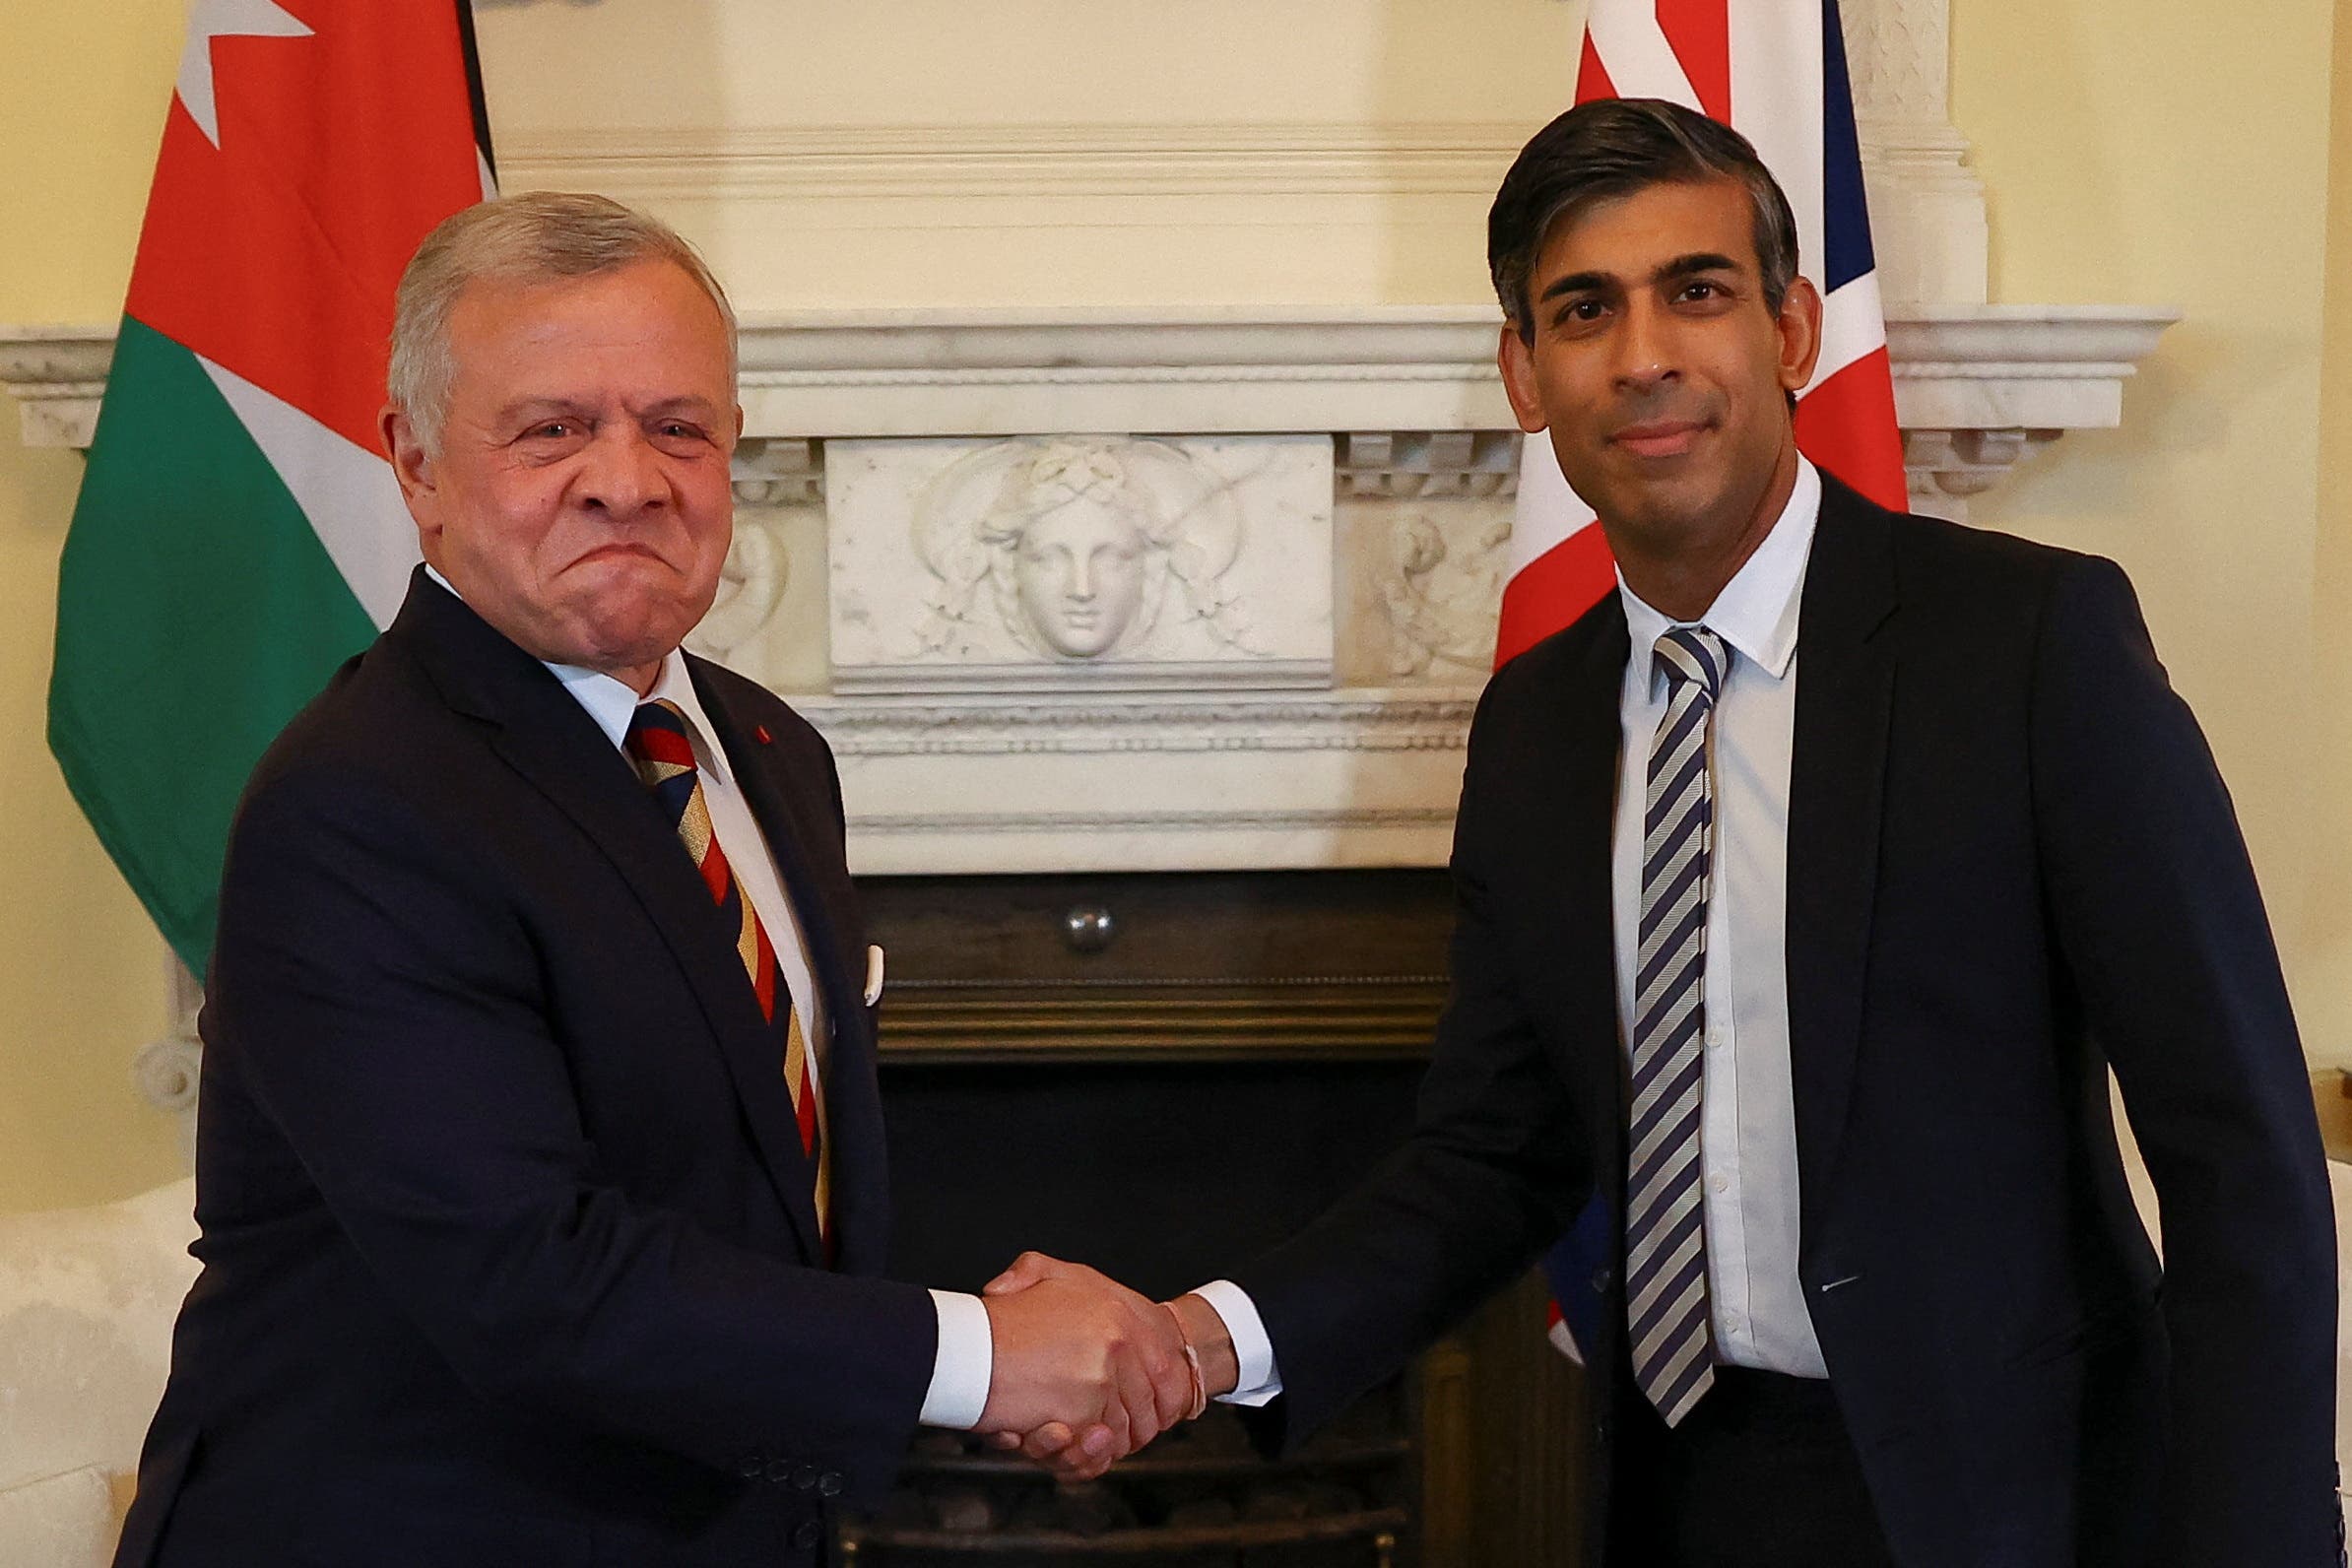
[1162, 1301, 1209, 1422]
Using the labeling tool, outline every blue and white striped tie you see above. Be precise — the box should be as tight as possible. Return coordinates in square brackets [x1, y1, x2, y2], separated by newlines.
[1626, 624, 1729, 1428]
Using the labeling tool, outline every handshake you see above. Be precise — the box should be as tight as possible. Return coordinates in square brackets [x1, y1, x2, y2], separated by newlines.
[972, 1253, 1240, 1482]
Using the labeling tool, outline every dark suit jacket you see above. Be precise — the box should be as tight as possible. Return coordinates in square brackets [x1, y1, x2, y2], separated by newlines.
[114, 572, 938, 1568]
[1234, 479, 2339, 1567]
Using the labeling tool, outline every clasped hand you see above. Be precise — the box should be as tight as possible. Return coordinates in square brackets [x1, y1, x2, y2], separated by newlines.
[972, 1253, 1224, 1481]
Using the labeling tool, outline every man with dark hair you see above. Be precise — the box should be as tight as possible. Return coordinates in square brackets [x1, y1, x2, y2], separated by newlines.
[1000, 98, 2340, 1566]
[1488, 95, 1802, 332]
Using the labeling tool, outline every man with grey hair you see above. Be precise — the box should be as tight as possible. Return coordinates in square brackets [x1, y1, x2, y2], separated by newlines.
[112, 192, 1190, 1568]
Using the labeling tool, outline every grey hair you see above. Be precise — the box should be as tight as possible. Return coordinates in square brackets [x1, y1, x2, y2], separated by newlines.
[387, 191, 738, 455]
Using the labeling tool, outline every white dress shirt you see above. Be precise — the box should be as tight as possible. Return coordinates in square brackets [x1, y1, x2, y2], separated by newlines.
[425, 569, 994, 1428]
[1204, 459, 1829, 1401]
[1611, 460, 1825, 1377]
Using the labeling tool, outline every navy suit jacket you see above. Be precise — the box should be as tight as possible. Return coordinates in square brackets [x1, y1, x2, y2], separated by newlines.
[1233, 480, 2340, 1567]
[114, 572, 937, 1568]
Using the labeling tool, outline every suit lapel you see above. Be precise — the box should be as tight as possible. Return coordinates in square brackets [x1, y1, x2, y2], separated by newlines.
[1556, 606, 1634, 1186]
[1784, 481, 1899, 1242]
[1498, 604, 1631, 1202]
[690, 662, 893, 1275]
[1513, 602, 1633, 1377]
[387, 577, 828, 1261]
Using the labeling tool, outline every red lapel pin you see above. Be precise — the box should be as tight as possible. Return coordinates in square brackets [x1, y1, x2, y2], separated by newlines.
[753, 724, 773, 745]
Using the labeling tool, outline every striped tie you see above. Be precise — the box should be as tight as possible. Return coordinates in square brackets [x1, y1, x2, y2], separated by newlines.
[625, 700, 830, 1235]
[1625, 624, 1728, 1428]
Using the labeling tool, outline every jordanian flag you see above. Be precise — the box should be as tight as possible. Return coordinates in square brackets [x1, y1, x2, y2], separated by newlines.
[51, 0, 491, 973]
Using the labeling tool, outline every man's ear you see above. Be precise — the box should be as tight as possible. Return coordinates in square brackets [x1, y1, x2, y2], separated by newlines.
[381, 406, 435, 504]
[1776, 275, 1825, 395]
[1497, 322, 1548, 436]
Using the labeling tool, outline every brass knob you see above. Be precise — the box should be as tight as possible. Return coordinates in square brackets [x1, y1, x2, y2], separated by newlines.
[1063, 904, 1116, 953]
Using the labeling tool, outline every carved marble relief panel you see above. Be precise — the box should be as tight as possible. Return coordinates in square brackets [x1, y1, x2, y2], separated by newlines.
[1333, 430, 1515, 686]
[683, 437, 831, 692]
[826, 434, 1335, 693]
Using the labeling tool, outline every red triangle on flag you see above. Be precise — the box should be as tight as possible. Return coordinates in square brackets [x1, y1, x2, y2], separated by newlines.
[124, 1, 483, 458]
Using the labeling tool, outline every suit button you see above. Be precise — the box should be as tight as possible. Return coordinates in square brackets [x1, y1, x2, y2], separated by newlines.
[1591, 1267, 1615, 1293]
[793, 1519, 824, 1551]
[791, 1464, 819, 1491]
[818, 1471, 844, 1497]
[765, 1459, 793, 1483]
[738, 1450, 766, 1478]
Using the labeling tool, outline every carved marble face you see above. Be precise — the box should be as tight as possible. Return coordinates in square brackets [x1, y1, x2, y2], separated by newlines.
[1011, 491, 1149, 658]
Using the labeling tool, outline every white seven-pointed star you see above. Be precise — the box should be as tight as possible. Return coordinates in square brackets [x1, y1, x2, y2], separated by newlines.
[175, 0, 313, 149]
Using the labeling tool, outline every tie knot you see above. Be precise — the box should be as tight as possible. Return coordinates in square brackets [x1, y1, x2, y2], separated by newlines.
[624, 699, 698, 781]
[1654, 625, 1728, 702]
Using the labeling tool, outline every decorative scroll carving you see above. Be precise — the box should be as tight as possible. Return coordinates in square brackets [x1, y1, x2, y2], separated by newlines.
[140, 961, 206, 1164]
[134, 1034, 201, 1117]
[686, 515, 792, 666]
[1903, 426, 2064, 503]
[1373, 510, 1509, 680]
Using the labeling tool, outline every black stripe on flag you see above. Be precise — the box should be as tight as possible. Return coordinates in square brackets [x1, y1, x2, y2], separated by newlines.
[454, 0, 496, 180]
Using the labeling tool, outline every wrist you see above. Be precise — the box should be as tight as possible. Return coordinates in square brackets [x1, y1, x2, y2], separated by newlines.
[1167, 1292, 1239, 1399]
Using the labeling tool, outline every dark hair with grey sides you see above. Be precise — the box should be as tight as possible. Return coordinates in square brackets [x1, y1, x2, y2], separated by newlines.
[389, 191, 737, 457]
[1488, 98, 1799, 343]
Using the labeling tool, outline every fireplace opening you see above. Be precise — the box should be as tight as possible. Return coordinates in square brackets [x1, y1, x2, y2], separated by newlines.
[850, 869, 1588, 1568]
[852, 870, 1445, 1566]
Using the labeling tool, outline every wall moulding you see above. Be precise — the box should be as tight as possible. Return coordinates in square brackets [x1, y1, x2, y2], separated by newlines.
[497, 123, 1528, 203]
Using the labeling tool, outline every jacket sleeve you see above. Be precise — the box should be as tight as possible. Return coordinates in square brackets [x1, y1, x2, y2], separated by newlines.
[1230, 673, 1598, 1451]
[205, 763, 937, 1504]
[2027, 554, 2340, 1564]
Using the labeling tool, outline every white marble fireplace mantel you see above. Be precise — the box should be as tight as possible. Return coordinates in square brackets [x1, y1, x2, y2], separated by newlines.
[0, 300, 2176, 887]
[4, 303, 2174, 490]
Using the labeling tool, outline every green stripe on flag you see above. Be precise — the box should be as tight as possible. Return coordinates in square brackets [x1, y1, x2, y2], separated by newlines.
[49, 315, 379, 974]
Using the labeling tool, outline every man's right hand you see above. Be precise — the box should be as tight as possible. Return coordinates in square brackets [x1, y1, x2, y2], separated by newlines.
[974, 1253, 1192, 1477]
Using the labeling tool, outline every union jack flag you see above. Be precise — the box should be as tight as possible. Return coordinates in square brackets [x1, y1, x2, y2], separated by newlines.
[1494, 0, 1908, 668]
[1522, 0, 1907, 1364]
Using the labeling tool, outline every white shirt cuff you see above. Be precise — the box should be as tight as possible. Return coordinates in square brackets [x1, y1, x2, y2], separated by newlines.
[919, 1288, 993, 1429]
[1191, 1278, 1282, 1406]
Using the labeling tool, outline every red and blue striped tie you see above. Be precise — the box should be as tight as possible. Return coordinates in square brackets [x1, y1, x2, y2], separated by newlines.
[625, 699, 829, 1237]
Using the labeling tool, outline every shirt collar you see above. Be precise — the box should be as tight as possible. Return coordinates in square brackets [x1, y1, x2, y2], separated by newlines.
[1617, 457, 1820, 687]
[424, 565, 726, 782]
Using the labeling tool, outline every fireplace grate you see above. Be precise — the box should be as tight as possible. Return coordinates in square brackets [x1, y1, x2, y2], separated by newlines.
[842, 1406, 1410, 1567]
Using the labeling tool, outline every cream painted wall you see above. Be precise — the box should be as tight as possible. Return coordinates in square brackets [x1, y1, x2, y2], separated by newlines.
[0, 0, 186, 1211]
[1950, 0, 2348, 1061]
[2, 0, 2347, 1217]
[2313, 0, 2352, 1069]
[471, 0, 1586, 307]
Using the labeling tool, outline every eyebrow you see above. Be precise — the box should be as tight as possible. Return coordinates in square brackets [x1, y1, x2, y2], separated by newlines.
[496, 394, 724, 424]
[1537, 251, 1746, 304]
